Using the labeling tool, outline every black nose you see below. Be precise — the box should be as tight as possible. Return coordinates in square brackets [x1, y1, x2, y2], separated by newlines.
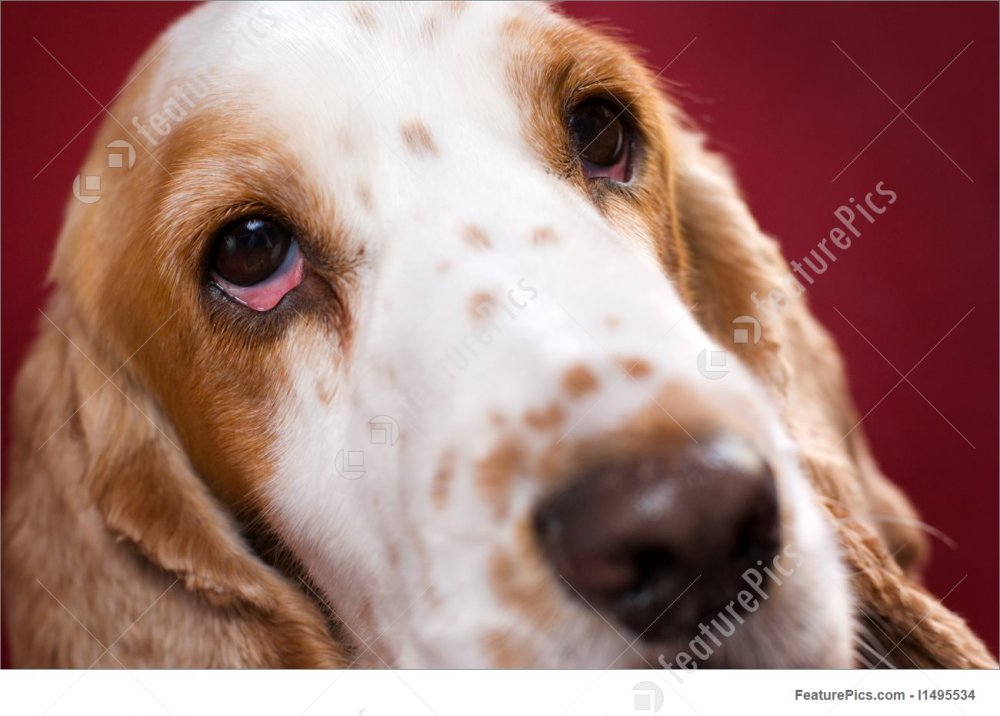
[533, 433, 781, 642]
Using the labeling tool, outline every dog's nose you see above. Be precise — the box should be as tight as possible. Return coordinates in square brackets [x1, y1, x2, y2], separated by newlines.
[533, 433, 781, 642]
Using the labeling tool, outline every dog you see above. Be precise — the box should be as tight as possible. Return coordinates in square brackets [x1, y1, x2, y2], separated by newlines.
[3, 1, 994, 668]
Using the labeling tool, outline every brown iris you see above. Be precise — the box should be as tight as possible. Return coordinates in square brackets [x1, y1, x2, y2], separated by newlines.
[568, 99, 628, 171]
[211, 217, 293, 287]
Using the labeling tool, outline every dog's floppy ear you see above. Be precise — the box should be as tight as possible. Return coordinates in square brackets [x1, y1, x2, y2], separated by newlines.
[664, 125, 932, 572]
[842, 414, 930, 576]
[3, 297, 346, 667]
[661, 115, 994, 667]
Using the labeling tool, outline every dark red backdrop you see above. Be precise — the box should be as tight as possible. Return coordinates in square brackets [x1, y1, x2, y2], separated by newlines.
[2, 2, 997, 663]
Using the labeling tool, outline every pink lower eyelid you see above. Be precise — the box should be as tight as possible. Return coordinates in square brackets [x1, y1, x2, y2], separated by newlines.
[585, 159, 628, 183]
[214, 243, 304, 312]
[607, 159, 628, 183]
[584, 147, 630, 183]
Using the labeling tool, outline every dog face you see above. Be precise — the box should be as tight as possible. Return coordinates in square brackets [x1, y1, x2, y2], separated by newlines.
[8, 1, 992, 669]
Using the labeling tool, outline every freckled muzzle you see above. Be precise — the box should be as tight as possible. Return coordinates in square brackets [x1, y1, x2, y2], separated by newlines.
[532, 432, 781, 643]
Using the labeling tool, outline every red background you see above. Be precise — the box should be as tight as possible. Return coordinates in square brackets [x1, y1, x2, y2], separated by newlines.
[2, 2, 997, 663]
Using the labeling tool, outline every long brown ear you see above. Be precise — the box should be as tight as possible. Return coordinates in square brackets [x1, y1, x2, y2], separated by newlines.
[2, 294, 346, 667]
[663, 115, 994, 667]
[843, 421, 930, 577]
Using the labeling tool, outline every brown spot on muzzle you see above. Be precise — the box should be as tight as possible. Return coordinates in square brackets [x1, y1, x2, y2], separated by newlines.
[476, 436, 528, 519]
[524, 403, 564, 431]
[489, 548, 540, 619]
[461, 224, 492, 250]
[483, 519, 566, 656]
[400, 120, 438, 156]
[537, 380, 765, 493]
[469, 292, 497, 322]
[615, 356, 653, 380]
[488, 521, 564, 627]
[561, 364, 599, 398]
[432, 451, 456, 511]
[530, 226, 557, 245]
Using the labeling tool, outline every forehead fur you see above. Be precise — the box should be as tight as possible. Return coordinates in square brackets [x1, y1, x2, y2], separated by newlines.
[142, 2, 547, 172]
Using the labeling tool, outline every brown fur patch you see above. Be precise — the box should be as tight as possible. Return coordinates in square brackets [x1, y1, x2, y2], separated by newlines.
[461, 224, 492, 250]
[534, 380, 741, 491]
[487, 519, 564, 631]
[469, 291, 496, 321]
[482, 627, 536, 668]
[604, 315, 621, 330]
[432, 451, 456, 511]
[530, 226, 557, 245]
[616, 356, 653, 380]
[400, 120, 438, 156]
[488, 549, 539, 624]
[120, 111, 356, 509]
[524, 403, 564, 431]
[561, 364, 599, 398]
[350, 3, 376, 31]
[484, 515, 571, 665]
[476, 437, 527, 519]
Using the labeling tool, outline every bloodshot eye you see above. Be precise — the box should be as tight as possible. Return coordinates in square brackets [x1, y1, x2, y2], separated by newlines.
[209, 217, 304, 311]
[567, 98, 632, 182]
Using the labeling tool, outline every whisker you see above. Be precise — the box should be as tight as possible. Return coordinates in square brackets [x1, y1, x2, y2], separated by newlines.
[865, 513, 958, 551]
[854, 633, 895, 669]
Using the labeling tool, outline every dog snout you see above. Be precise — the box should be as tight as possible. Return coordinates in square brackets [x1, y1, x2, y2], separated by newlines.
[532, 432, 781, 642]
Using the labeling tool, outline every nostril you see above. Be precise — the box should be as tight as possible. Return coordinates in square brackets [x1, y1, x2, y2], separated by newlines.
[614, 546, 680, 620]
[731, 479, 781, 567]
[632, 547, 678, 595]
[533, 433, 782, 642]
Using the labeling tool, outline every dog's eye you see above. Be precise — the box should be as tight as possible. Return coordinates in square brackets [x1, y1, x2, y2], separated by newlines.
[209, 217, 304, 311]
[568, 99, 631, 182]
[213, 217, 291, 285]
